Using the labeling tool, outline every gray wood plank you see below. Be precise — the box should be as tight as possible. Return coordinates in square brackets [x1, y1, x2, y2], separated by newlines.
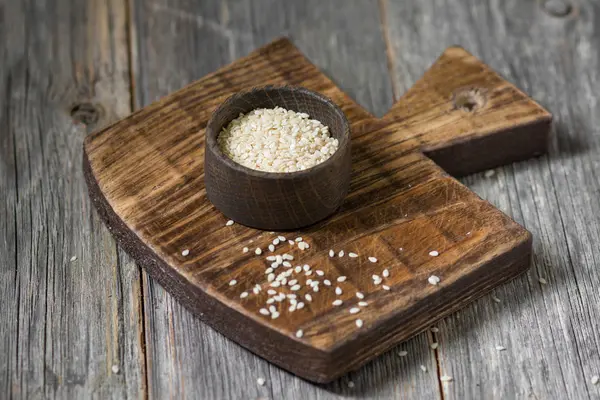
[382, 0, 600, 398]
[131, 0, 440, 398]
[0, 0, 146, 398]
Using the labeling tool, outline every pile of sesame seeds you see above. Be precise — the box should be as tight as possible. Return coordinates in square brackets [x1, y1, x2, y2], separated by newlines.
[217, 107, 339, 173]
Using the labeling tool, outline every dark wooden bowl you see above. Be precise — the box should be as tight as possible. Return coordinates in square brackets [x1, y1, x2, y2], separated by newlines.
[204, 86, 351, 230]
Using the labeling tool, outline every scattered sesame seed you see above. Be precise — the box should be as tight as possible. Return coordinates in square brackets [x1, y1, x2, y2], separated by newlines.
[382, 285, 391, 291]
[492, 295, 501, 303]
[295, 266, 302, 273]
[303, 265, 311, 272]
[368, 257, 378, 263]
[271, 282, 281, 287]
[259, 308, 269, 316]
[429, 250, 439, 257]
[428, 275, 441, 285]
[268, 244, 275, 252]
[229, 279, 237, 286]
[332, 299, 343, 306]
[283, 254, 294, 260]
[181, 249, 189, 256]
[269, 305, 276, 314]
[268, 273, 275, 282]
[305, 271, 312, 276]
[278, 236, 286, 242]
[398, 350, 408, 357]
[288, 240, 295, 245]
[592, 375, 599, 385]
[310, 280, 319, 287]
[358, 301, 368, 307]
[70, 256, 77, 262]
[296, 329, 303, 338]
[271, 312, 280, 319]
[338, 250, 345, 257]
[266, 256, 276, 261]
[440, 375, 453, 382]
[297, 302, 305, 309]
[282, 261, 292, 267]
[291, 284, 301, 291]
[329, 249, 335, 257]
[431, 343, 439, 350]
[539, 277, 548, 285]
[348, 381, 355, 388]
[295, 237, 303, 242]
[420, 365, 427, 372]
[266, 298, 275, 304]
[267, 289, 276, 295]
[307, 279, 313, 285]
[255, 248, 262, 255]
[316, 270, 324, 276]
[288, 279, 298, 286]
[496, 346, 506, 351]
[265, 268, 274, 275]
[226, 220, 234, 226]
[356, 292, 365, 299]
[243, 247, 249, 253]
[337, 276, 347, 282]
[287, 294, 297, 299]
[355, 319, 363, 328]
[253, 287, 260, 295]
[350, 307, 360, 314]
[298, 242, 306, 250]
[324, 279, 331, 286]
[349, 252, 358, 258]
[288, 304, 296, 312]
[466, 231, 471, 236]
[372, 274, 380, 281]
[335, 287, 342, 295]
[257, 377, 265, 386]
[240, 292, 248, 298]
[313, 286, 319, 292]
[399, 247, 403, 251]
[305, 294, 312, 302]
[112, 365, 120, 374]
[382, 269, 389, 278]
[484, 169, 496, 178]
[431, 327, 439, 333]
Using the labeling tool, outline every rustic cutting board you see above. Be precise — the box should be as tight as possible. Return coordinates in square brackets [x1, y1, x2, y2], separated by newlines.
[83, 38, 551, 383]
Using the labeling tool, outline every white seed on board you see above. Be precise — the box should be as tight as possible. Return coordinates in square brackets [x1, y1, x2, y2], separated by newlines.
[324, 280, 331, 286]
[356, 292, 365, 299]
[296, 302, 305, 309]
[282, 261, 292, 267]
[316, 270, 324, 276]
[270, 282, 281, 287]
[296, 329, 303, 338]
[295, 266, 302, 273]
[372, 274, 380, 281]
[266, 256, 276, 261]
[243, 247, 249, 253]
[355, 319, 363, 328]
[291, 284, 301, 291]
[112, 365, 120, 374]
[429, 250, 439, 257]
[310, 280, 319, 287]
[430, 343, 439, 350]
[358, 301, 368, 307]
[278, 236, 286, 242]
[305, 294, 312, 302]
[287, 294, 297, 299]
[338, 250, 344, 257]
[431, 327, 439, 333]
[349, 252, 358, 258]
[329, 249, 335, 257]
[226, 220, 234, 226]
[267, 289, 277, 295]
[332, 299, 343, 306]
[420, 365, 427, 372]
[492, 295, 502, 303]
[399, 247, 403, 251]
[348, 381, 355, 388]
[267, 273, 275, 282]
[303, 265, 311, 272]
[240, 292, 248, 298]
[305, 270, 312, 276]
[288, 279, 298, 286]
[255, 248, 262, 255]
[288, 240, 295, 245]
[265, 268, 274, 275]
[266, 298, 275, 305]
[268, 244, 275, 252]
[592, 375, 599, 385]
[229, 279, 237, 286]
[269, 305, 276, 314]
[259, 308, 269, 316]
[307, 279, 313, 285]
[295, 237, 303, 242]
[398, 350, 408, 357]
[539, 277, 548, 285]
[273, 239, 280, 246]
[257, 377, 265, 386]
[382, 285, 390, 291]
[70, 256, 77, 262]
[335, 287, 342, 295]
[313, 286, 319, 292]
[440, 376, 453, 382]
[298, 242, 306, 250]
[484, 169, 496, 178]
[428, 275, 441, 285]
[368, 257, 377, 263]
[349, 307, 360, 314]
[271, 312, 280, 319]
[283, 254, 294, 260]
[382, 269, 390, 278]
[337, 276, 347, 282]
[253, 287, 260, 295]
[288, 304, 296, 312]
[496, 345, 506, 351]
[181, 249, 190, 256]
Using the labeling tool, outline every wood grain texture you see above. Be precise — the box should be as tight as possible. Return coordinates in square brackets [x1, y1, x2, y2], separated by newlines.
[383, 0, 600, 398]
[85, 26, 549, 387]
[0, 0, 145, 398]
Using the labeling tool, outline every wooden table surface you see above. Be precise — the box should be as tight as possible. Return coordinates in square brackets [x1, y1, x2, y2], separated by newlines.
[2, 0, 599, 399]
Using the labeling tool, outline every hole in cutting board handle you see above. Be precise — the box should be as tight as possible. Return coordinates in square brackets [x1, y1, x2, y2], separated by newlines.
[452, 87, 487, 113]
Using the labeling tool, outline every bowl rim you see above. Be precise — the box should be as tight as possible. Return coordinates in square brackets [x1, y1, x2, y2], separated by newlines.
[204, 85, 351, 180]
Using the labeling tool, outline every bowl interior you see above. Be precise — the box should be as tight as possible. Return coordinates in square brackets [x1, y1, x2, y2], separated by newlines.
[205, 86, 350, 175]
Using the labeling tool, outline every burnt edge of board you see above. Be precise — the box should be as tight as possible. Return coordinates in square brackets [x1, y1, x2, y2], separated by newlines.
[83, 147, 532, 383]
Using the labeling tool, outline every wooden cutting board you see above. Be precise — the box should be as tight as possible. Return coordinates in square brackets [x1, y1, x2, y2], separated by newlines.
[83, 38, 551, 383]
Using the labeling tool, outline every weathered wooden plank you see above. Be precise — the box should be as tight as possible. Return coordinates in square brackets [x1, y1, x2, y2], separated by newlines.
[383, 0, 600, 398]
[0, 0, 145, 398]
[130, 0, 440, 398]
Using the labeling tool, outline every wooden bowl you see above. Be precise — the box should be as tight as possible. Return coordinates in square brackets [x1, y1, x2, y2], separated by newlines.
[204, 86, 351, 230]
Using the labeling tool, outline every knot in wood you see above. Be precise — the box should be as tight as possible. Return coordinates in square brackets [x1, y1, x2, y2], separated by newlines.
[70, 102, 102, 126]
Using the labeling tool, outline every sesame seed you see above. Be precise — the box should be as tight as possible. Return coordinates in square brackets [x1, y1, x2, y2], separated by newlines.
[368, 257, 377, 263]
[429, 250, 439, 257]
[428, 275, 441, 285]
[70, 256, 77, 262]
[267, 289, 277, 295]
[338, 250, 344, 257]
[316, 270, 324, 276]
[298, 242, 305, 250]
[270, 282, 281, 287]
[259, 308, 269, 316]
[297, 302, 305, 309]
[267, 273, 275, 282]
[350, 307, 360, 314]
[303, 265, 311, 272]
[484, 169, 496, 178]
[265, 268, 274, 274]
[266, 298, 275, 304]
[324, 279, 331, 286]
[332, 299, 343, 306]
[356, 292, 365, 299]
[398, 350, 408, 356]
[288, 240, 295, 245]
[288, 304, 296, 312]
[287, 294, 297, 299]
[358, 301, 368, 307]
[372, 274, 380, 281]
[269, 305, 276, 313]
[337, 276, 347, 282]
[305, 294, 312, 302]
[266, 256, 276, 261]
[335, 287, 342, 295]
[349, 252, 358, 258]
[226, 220, 234, 226]
[112, 365, 120, 374]
[268, 244, 275, 252]
[420, 365, 427, 372]
[288, 279, 298, 286]
[229, 279, 237, 286]
[283, 254, 294, 260]
[282, 261, 292, 267]
[255, 248, 262, 255]
[313, 286, 319, 292]
[592, 375, 599, 385]
[291, 284, 301, 291]
[253, 287, 260, 295]
[399, 247, 403, 251]
[271, 312, 280, 319]
[431, 327, 439, 333]
[240, 292, 248, 298]
[431, 343, 439, 350]
[329, 249, 334, 257]
[278, 236, 286, 242]
[257, 377, 265, 386]
[295, 266, 302, 273]
[539, 277, 548, 285]
[295, 237, 303, 242]
[243, 247, 249, 253]
[296, 329, 303, 338]
[310, 280, 319, 287]
[440, 376, 453, 382]
[355, 319, 363, 328]
[382, 269, 389, 278]
[382, 285, 391, 291]
[306, 279, 313, 285]
[496, 346, 506, 351]
[348, 381, 355, 388]
[274, 239, 282, 246]
[492, 295, 501, 303]
[181, 249, 190, 256]
[280, 278, 287, 285]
